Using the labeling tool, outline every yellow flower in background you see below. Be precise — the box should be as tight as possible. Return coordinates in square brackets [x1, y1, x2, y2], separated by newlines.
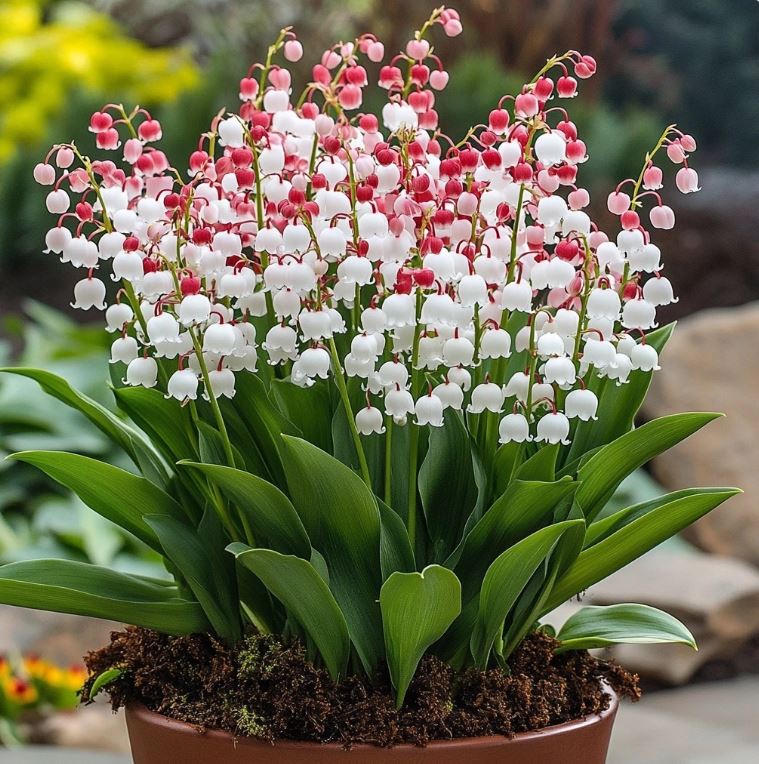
[1, 675, 38, 706]
[0, 0, 198, 162]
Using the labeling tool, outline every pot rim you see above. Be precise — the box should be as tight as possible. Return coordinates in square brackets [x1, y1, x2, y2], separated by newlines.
[126, 688, 618, 751]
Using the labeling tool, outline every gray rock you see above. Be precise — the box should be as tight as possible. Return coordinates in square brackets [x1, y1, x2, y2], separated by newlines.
[643, 302, 758, 565]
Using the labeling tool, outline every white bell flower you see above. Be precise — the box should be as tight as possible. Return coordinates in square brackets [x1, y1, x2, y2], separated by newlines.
[415, 392, 444, 427]
[202, 323, 236, 355]
[166, 369, 199, 401]
[536, 411, 570, 444]
[500, 281, 533, 312]
[468, 382, 504, 413]
[534, 131, 567, 166]
[381, 293, 416, 328]
[299, 347, 331, 378]
[110, 336, 139, 365]
[642, 276, 678, 306]
[385, 386, 415, 424]
[499, 412, 531, 443]
[147, 313, 180, 344]
[356, 406, 385, 435]
[206, 368, 236, 399]
[564, 389, 598, 421]
[377, 360, 409, 389]
[71, 278, 106, 310]
[447, 365, 472, 391]
[504, 371, 530, 400]
[177, 294, 210, 326]
[442, 335, 475, 367]
[479, 328, 511, 359]
[630, 344, 660, 372]
[621, 298, 657, 330]
[299, 309, 333, 341]
[586, 288, 621, 320]
[125, 356, 158, 388]
[105, 303, 134, 332]
[432, 381, 464, 410]
[543, 356, 576, 387]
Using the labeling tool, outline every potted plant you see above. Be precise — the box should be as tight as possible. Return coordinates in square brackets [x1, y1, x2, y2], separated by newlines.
[0, 5, 737, 763]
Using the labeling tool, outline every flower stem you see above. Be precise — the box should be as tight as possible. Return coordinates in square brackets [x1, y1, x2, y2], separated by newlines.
[406, 289, 424, 548]
[188, 327, 236, 468]
[328, 338, 372, 487]
[384, 416, 393, 505]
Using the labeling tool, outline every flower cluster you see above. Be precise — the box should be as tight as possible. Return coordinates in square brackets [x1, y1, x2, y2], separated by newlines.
[1, 654, 86, 723]
[33, 6, 697, 447]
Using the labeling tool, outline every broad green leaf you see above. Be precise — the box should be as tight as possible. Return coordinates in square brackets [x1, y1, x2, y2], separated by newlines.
[584, 488, 719, 548]
[380, 565, 461, 707]
[112, 386, 198, 465]
[226, 372, 300, 490]
[195, 420, 246, 470]
[450, 478, 578, 602]
[145, 513, 241, 643]
[7, 451, 185, 551]
[271, 378, 333, 454]
[229, 544, 350, 680]
[0, 559, 209, 634]
[179, 462, 311, 558]
[515, 444, 559, 482]
[577, 412, 721, 521]
[419, 410, 478, 562]
[281, 435, 383, 674]
[88, 668, 123, 699]
[543, 488, 740, 612]
[470, 521, 581, 668]
[499, 518, 586, 661]
[491, 441, 521, 498]
[378, 499, 415, 580]
[555, 603, 696, 652]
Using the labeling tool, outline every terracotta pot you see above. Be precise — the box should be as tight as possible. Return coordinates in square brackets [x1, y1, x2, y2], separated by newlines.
[126, 691, 618, 764]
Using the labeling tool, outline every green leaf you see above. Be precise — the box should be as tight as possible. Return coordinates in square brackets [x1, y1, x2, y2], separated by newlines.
[378, 499, 415, 580]
[515, 444, 559, 482]
[584, 487, 719, 548]
[270, 378, 333, 454]
[179, 462, 311, 558]
[227, 372, 300, 490]
[380, 565, 461, 707]
[112, 386, 198, 465]
[88, 668, 123, 699]
[0, 559, 209, 634]
[543, 488, 741, 612]
[470, 521, 581, 668]
[418, 410, 479, 562]
[145, 513, 241, 643]
[281, 435, 383, 674]
[555, 603, 697, 652]
[7, 451, 185, 551]
[577, 413, 721, 521]
[450, 478, 578, 602]
[229, 544, 351, 680]
[196, 420, 246, 470]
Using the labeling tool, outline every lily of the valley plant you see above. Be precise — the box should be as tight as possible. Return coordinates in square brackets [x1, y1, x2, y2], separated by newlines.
[0, 7, 737, 709]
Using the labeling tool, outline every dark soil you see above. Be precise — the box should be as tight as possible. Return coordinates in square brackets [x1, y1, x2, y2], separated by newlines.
[83, 627, 640, 747]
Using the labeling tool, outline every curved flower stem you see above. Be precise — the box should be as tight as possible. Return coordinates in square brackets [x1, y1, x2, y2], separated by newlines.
[328, 337, 372, 487]
[188, 327, 236, 468]
[631, 124, 676, 206]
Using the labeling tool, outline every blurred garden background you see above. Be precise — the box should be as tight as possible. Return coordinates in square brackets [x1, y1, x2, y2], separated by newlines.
[1, 0, 758, 760]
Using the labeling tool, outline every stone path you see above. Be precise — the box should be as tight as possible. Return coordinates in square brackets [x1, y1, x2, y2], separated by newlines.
[609, 676, 759, 763]
[2, 677, 758, 762]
